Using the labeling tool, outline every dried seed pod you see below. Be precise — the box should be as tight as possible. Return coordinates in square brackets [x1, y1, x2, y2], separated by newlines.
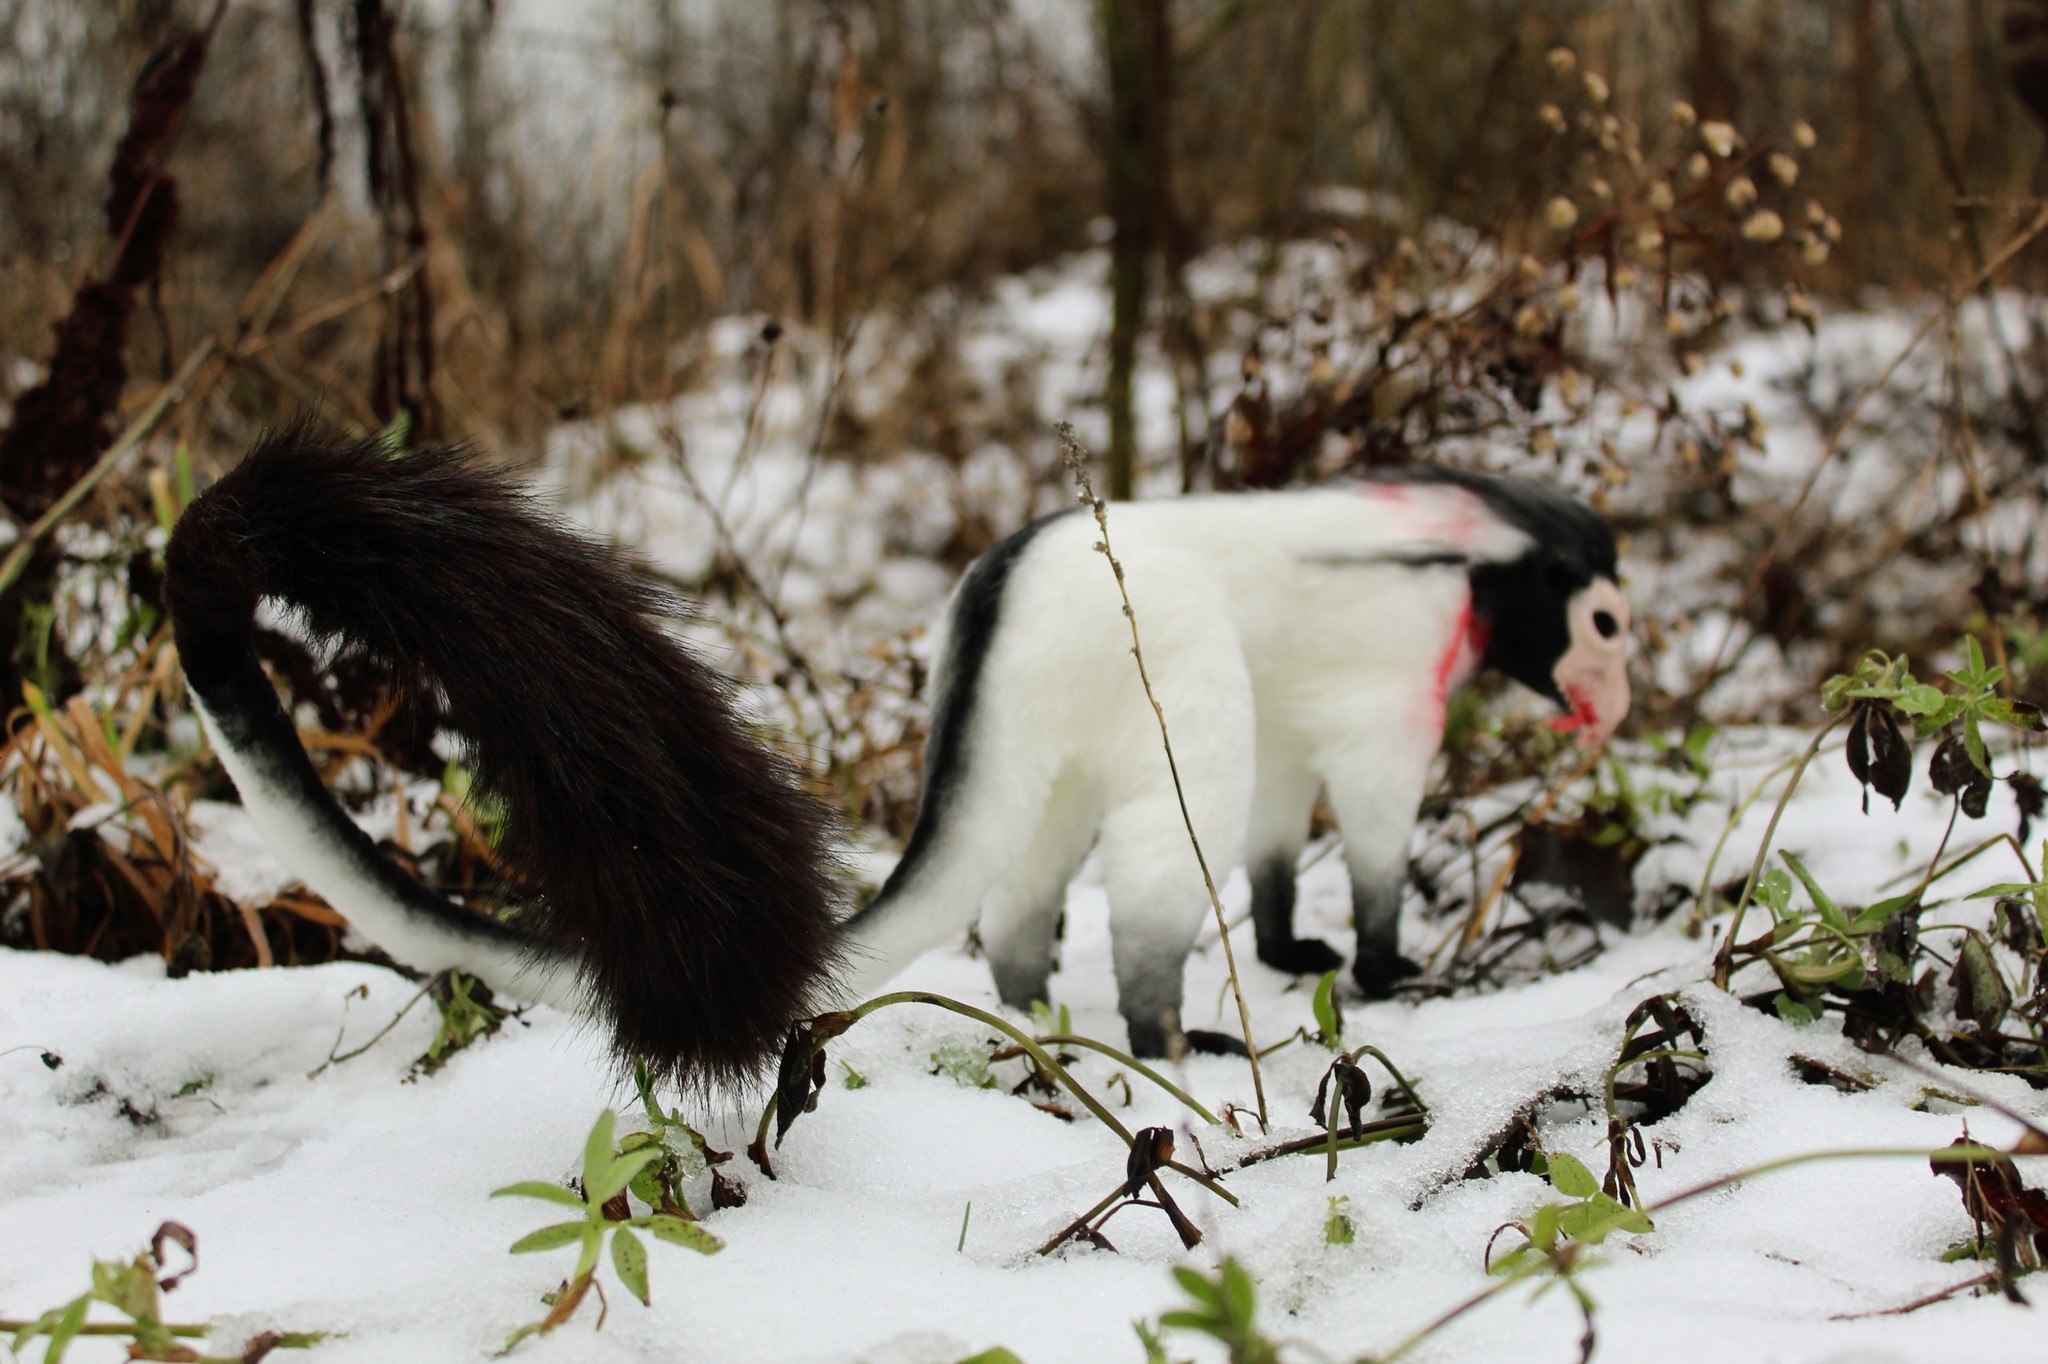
[1741, 210, 1785, 242]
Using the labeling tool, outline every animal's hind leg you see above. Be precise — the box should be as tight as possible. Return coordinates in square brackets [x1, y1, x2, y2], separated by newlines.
[979, 774, 1099, 1012]
[1098, 793, 1248, 1059]
[1246, 740, 1340, 976]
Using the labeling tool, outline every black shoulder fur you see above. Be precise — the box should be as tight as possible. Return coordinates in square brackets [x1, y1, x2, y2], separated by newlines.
[163, 430, 842, 1087]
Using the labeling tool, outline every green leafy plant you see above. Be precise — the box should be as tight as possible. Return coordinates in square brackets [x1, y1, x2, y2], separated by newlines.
[1, 1222, 318, 1363]
[1155, 1260, 1281, 1364]
[408, 970, 510, 1079]
[1324, 1195, 1356, 1246]
[493, 1109, 723, 1349]
[1820, 641, 2044, 813]
[624, 1061, 745, 1216]
[1311, 970, 1344, 1051]
[1745, 853, 1915, 1024]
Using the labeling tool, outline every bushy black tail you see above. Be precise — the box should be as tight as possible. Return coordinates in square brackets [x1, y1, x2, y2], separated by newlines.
[163, 430, 842, 1086]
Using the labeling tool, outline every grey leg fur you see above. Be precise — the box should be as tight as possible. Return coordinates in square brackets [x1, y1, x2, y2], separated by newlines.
[1110, 914, 1203, 1059]
[1349, 873, 1420, 997]
[978, 775, 1098, 1012]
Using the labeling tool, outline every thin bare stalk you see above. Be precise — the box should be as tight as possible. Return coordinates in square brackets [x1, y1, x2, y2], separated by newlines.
[1685, 200, 2048, 712]
[1689, 738, 1843, 935]
[0, 338, 218, 598]
[1711, 714, 1844, 990]
[1035, 1033, 1220, 1125]
[758, 989, 1240, 1207]
[1056, 422, 1268, 1127]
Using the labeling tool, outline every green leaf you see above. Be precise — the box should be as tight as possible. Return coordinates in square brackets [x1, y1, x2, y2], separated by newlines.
[1171, 1265, 1220, 1306]
[957, 1351, 1027, 1364]
[611, 1226, 651, 1305]
[1967, 635, 1988, 679]
[582, 1109, 619, 1191]
[1894, 684, 1947, 717]
[1755, 868, 1793, 918]
[1850, 892, 1916, 935]
[1964, 713, 1990, 778]
[1772, 992, 1818, 1025]
[43, 1295, 89, 1364]
[1312, 970, 1342, 1048]
[1530, 1203, 1563, 1252]
[1779, 851, 1844, 933]
[1968, 881, 2045, 900]
[1219, 1260, 1257, 1325]
[491, 1180, 589, 1210]
[574, 1226, 604, 1280]
[1489, 1245, 1537, 1278]
[1560, 1193, 1654, 1243]
[509, 1220, 591, 1254]
[1545, 1152, 1599, 1199]
[90, 1255, 158, 1320]
[641, 1214, 724, 1255]
[588, 1146, 664, 1206]
[1324, 1196, 1355, 1245]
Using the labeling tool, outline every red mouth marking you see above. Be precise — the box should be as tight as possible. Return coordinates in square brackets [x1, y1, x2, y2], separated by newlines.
[1550, 686, 1599, 734]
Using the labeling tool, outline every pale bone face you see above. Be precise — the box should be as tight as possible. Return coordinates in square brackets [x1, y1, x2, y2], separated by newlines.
[1549, 576, 1632, 747]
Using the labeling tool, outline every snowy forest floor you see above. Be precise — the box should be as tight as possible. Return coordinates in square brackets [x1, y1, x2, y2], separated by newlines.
[3, 724, 2045, 1364]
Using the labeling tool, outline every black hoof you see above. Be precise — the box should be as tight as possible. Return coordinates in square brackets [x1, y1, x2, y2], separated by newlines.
[1352, 954, 1422, 1000]
[1256, 935, 1345, 976]
[1184, 1029, 1251, 1057]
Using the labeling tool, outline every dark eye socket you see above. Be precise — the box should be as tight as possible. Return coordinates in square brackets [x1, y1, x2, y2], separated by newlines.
[1593, 610, 1619, 639]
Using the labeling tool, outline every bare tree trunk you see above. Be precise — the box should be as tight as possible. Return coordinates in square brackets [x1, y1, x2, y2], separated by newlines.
[1688, 0, 1736, 123]
[1852, 0, 1877, 278]
[1099, 0, 1171, 501]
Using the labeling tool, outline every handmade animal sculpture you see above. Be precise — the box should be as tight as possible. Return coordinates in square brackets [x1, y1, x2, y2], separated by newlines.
[839, 469, 1630, 1056]
[164, 437, 1626, 1075]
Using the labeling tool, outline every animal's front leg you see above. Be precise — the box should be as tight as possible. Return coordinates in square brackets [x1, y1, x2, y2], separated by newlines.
[1246, 742, 1342, 975]
[1321, 741, 1434, 998]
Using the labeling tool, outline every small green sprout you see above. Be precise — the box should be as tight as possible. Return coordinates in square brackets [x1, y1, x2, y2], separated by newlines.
[493, 1109, 722, 1349]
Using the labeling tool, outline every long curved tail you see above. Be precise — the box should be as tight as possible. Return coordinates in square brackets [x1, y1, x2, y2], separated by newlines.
[163, 431, 842, 1086]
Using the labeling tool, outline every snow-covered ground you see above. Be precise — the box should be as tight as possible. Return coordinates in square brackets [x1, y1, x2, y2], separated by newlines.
[9, 242, 2048, 1360]
[3, 724, 2044, 1364]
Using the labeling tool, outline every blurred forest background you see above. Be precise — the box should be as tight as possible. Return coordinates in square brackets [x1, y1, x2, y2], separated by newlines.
[7, 0, 2048, 972]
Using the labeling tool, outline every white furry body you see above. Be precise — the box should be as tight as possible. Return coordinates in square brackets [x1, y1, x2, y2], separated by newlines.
[844, 483, 1536, 1051]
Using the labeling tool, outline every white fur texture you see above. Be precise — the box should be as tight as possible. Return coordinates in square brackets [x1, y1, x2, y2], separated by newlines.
[193, 695, 581, 1010]
[843, 483, 1556, 1023]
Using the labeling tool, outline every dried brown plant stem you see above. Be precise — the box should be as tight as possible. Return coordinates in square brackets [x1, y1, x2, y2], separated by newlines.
[1828, 1272, 2000, 1320]
[1449, 744, 1605, 960]
[1685, 199, 2048, 715]
[1054, 422, 1268, 1127]
[0, 337, 216, 599]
